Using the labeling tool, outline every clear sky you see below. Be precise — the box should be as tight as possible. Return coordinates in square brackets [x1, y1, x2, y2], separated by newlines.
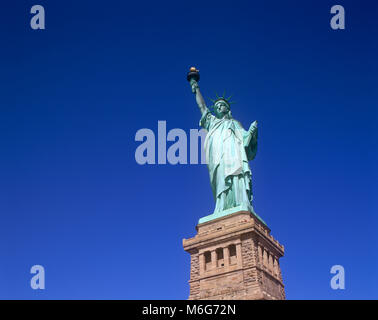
[1, 0, 377, 299]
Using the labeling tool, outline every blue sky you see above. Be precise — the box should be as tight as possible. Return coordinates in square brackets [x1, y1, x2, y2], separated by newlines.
[0, 0, 377, 299]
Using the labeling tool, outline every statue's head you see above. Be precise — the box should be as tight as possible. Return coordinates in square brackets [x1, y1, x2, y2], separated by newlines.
[210, 93, 234, 119]
[214, 99, 230, 118]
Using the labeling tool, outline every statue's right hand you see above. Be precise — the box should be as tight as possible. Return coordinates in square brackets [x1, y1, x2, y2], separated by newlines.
[190, 79, 199, 93]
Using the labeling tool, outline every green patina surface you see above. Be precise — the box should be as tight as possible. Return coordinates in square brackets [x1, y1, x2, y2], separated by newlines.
[187, 68, 266, 228]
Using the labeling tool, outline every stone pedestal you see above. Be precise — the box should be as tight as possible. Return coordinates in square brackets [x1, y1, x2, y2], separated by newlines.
[183, 211, 285, 300]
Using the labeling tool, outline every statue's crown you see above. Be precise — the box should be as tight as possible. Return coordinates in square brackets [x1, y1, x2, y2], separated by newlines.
[210, 91, 235, 109]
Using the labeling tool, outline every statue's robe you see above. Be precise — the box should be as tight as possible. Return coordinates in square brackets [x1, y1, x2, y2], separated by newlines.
[200, 108, 258, 214]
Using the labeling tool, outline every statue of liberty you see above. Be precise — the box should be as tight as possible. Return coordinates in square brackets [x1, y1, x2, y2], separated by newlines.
[187, 67, 263, 224]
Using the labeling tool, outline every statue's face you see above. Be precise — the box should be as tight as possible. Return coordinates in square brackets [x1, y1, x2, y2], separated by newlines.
[215, 100, 229, 116]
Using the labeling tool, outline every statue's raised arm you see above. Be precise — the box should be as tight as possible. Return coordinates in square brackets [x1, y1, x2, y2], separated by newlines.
[187, 67, 207, 115]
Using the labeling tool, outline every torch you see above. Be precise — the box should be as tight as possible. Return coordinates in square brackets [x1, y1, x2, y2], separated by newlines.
[187, 67, 200, 93]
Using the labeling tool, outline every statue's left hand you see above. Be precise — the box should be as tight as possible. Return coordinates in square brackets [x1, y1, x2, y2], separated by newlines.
[249, 121, 258, 133]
